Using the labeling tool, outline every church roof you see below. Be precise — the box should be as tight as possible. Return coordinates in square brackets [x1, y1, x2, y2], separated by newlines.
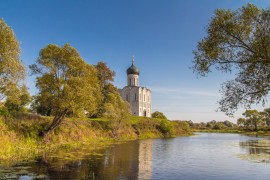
[127, 56, 140, 75]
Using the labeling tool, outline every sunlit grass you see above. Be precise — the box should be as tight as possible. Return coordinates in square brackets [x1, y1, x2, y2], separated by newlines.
[0, 114, 192, 161]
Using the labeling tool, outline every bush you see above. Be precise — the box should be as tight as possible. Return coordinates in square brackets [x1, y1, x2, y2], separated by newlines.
[159, 119, 175, 136]
[0, 106, 9, 117]
[152, 111, 167, 119]
[213, 123, 226, 130]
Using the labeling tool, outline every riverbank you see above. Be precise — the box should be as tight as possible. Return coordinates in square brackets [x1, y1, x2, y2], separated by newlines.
[0, 114, 192, 161]
[192, 128, 270, 136]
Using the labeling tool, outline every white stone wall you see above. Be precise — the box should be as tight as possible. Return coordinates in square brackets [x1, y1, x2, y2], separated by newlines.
[127, 74, 139, 86]
[138, 87, 151, 117]
[119, 86, 140, 116]
[119, 86, 151, 117]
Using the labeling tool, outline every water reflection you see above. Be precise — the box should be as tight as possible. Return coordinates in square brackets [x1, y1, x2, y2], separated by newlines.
[138, 139, 153, 180]
[239, 139, 270, 163]
[0, 139, 154, 180]
[1, 134, 270, 180]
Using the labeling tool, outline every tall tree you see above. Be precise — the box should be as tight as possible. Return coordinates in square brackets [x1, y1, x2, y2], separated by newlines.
[0, 18, 25, 98]
[95, 62, 117, 99]
[95, 62, 118, 116]
[4, 85, 31, 113]
[30, 44, 102, 136]
[192, 4, 270, 116]
[262, 108, 270, 126]
[237, 118, 246, 127]
[242, 110, 263, 131]
[95, 62, 116, 89]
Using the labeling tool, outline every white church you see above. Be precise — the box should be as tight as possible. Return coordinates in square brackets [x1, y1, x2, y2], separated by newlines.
[118, 56, 152, 117]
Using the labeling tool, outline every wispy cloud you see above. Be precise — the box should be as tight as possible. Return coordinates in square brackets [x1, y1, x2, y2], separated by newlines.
[150, 86, 219, 97]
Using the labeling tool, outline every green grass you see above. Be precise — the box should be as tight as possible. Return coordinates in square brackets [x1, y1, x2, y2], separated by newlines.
[0, 114, 192, 161]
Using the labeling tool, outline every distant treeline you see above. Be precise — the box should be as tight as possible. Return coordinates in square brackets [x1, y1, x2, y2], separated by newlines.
[185, 108, 270, 132]
[185, 120, 237, 130]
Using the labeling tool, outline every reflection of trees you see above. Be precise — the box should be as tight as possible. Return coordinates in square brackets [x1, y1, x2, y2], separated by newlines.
[18, 139, 153, 179]
[240, 140, 270, 155]
[238, 140, 270, 163]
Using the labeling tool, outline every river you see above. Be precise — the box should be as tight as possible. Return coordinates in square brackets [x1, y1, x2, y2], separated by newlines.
[1, 133, 270, 179]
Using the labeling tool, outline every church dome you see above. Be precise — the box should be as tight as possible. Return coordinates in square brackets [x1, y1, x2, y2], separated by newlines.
[127, 57, 139, 75]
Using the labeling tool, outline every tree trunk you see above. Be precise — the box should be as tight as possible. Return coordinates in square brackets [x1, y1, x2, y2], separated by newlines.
[254, 121, 258, 131]
[39, 110, 67, 137]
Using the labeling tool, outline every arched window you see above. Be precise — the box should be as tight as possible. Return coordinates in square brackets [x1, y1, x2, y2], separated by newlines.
[129, 79, 131, 86]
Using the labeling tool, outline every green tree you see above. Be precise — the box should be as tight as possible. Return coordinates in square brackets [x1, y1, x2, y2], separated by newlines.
[95, 62, 118, 116]
[103, 92, 130, 120]
[237, 118, 246, 127]
[213, 122, 226, 130]
[159, 119, 175, 136]
[31, 95, 52, 116]
[4, 85, 31, 113]
[152, 111, 167, 119]
[192, 4, 270, 116]
[186, 120, 194, 127]
[103, 92, 130, 137]
[0, 18, 26, 99]
[206, 122, 213, 128]
[242, 110, 263, 131]
[209, 120, 217, 125]
[199, 122, 206, 128]
[95, 62, 116, 93]
[262, 108, 270, 126]
[223, 120, 234, 128]
[30, 44, 102, 136]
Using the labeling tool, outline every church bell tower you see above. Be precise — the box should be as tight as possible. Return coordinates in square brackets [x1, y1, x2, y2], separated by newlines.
[118, 55, 151, 117]
[127, 55, 139, 86]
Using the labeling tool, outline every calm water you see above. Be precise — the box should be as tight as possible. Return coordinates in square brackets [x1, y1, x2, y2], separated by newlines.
[1, 133, 270, 180]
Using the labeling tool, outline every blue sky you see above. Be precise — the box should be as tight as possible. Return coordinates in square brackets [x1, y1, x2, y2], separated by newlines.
[1, 0, 269, 122]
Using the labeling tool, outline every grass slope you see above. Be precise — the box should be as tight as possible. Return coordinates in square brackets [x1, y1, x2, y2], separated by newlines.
[0, 114, 192, 160]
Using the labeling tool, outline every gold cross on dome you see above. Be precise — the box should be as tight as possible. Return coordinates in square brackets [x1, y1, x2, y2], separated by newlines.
[132, 55, 134, 64]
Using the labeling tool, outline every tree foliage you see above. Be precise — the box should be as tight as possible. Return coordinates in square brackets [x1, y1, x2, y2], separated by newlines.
[159, 119, 175, 136]
[237, 118, 246, 127]
[213, 122, 226, 130]
[30, 44, 102, 136]
[103, 92, 130, 136]
[242, 109, 263, 131]
[95, 62, 118, 116]
[152, 111, 167, 119]
[192, 4, 270, 116]
[95, 62, 116, 90]
[262, 108, 270, 126]
[103, 92, 130, 121]
[4, 85, 31, 113]
[0, 18, 25, 98]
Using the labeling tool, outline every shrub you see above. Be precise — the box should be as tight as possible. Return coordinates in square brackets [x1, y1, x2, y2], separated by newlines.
[159, 119, 175, 136]
[213, 123, 226, 130]
[152, 111, 167, 119]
